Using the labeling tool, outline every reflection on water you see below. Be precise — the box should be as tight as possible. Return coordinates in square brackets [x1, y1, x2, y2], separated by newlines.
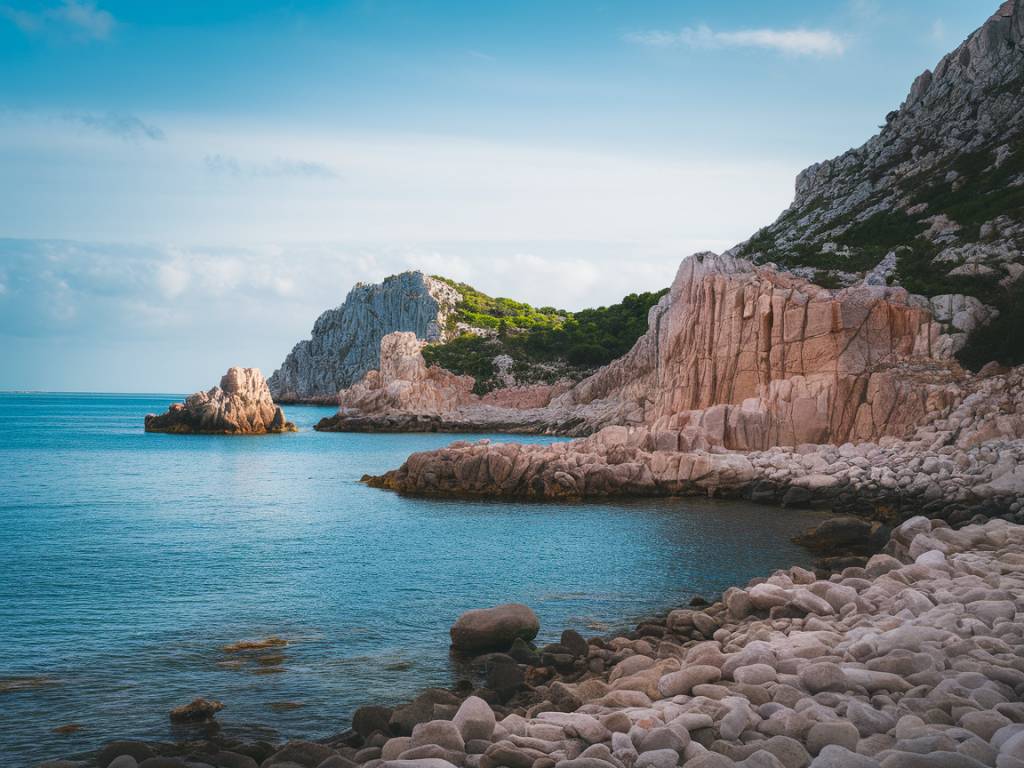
[0, 392, 826, 764]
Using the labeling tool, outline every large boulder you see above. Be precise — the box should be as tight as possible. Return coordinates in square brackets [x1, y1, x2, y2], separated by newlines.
[450, 604, 540, 653]
[145, 367, 296, 435]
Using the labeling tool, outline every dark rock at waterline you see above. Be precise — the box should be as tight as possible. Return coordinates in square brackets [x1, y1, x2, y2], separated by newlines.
[559, 629, 588, 658]
[262, 740, 337, 767]
[388, 688, 461, 736]
[351, 704, 393, 739]
[168, 697, 224, 722]
[507, 637, 540, 665]
[484, 654, 525, 701]
[793, 515, 888, 554]
[138, 758, 187, 768]
[450, 603, 540, 653]
[210, 752, 259, 768]
[96, 741, 156, 768]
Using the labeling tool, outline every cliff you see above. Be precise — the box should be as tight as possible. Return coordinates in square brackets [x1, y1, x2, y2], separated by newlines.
[145, 367, 296, 435]
[267, 272, 462, 403]
[734, 0, 1024, 366]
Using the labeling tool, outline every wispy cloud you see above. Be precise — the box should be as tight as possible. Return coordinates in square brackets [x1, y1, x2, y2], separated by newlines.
[1, 0, 115, 41]
[626, 24, 846, 57]
[204, 154, 339, 180]
[65, 112, 166, 142]
[930, 18, 946, 43]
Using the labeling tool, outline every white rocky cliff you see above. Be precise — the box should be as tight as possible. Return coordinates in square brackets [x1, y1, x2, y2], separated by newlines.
[268, 271, 462, 403]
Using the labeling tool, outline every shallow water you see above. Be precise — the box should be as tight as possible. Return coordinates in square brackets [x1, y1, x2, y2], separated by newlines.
[0, 392, 826, 764]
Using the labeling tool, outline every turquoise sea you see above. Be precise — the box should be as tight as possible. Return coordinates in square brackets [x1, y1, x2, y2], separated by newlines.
[0, 393, 826, 765]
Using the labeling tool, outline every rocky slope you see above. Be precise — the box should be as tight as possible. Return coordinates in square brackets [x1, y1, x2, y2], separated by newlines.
[734, 0, 1024, 366]
[268, 272, 462, 403]
[144, 367, 296, 435]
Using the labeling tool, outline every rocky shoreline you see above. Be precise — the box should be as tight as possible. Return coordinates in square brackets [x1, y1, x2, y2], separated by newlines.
[40, 513, 1024, 768]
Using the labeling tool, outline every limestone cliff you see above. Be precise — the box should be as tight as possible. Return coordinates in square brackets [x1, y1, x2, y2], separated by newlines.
[268, 272, 461, 403]
[734, 0, 1024, 364]
[145, 368, 296, 435]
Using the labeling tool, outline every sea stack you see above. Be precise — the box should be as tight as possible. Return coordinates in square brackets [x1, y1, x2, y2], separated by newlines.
[144, 367, 297, 435]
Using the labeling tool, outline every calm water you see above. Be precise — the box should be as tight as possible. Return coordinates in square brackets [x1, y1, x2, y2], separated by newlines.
[0, 393, 826, 765]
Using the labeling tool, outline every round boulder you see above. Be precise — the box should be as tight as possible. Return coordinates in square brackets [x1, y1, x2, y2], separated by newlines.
[450, 603, 539, 653]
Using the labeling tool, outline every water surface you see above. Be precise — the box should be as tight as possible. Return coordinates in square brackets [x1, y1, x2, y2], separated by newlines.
[0, 393, 825, 764]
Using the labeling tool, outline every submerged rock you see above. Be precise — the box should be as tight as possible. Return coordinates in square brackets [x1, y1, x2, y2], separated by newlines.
[168, 697, 224, 722]
[144, 368, 296, 435]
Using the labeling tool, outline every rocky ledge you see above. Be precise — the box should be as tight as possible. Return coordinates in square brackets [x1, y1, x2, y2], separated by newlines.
[57, 515, 1024, 768]
[144, 368, 296, 435]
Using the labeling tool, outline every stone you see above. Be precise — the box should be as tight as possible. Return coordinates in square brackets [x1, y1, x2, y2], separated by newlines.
[168, 697, 224, 722]
[797, 663, 846, 693]
[809, 746, 879, 768]
[409, 720, 465, 752]
[354, 706, 395, 738]
[97, 742, 157, 768]
[806, 722, 859, 755]
[452, 696, 496, 742]
[262, 742, 337, 767]
[733, 664, 777, 685]
[657, 665, 722, 697]
[450, 604, 540, 653]
[635, 750, 680, 768]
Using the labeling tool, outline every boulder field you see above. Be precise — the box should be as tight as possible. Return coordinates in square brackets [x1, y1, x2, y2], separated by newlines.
[144, 367, 296, 435]
[69, 516, 1024, 768]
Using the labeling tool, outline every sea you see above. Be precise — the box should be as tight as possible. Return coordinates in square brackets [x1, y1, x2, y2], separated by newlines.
[0, 392, 827, 764]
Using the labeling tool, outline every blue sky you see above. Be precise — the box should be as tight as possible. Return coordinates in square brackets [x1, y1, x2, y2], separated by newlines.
[0, 0, 998, 392]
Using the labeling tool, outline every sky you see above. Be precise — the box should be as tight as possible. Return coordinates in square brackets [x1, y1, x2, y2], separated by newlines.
[0, 0, 998, 392]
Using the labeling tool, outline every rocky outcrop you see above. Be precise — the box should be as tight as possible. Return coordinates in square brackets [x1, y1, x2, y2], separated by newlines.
[367, 364, 1024, 518]
[328, 253, 962, 442]
[314, 332, 571, 433]
[735, 0, 1024, 329]
[268, 272, 462, 403]
[144, 367, 296, 434]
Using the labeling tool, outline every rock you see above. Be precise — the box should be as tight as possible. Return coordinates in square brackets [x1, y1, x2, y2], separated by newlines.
[97, 742, 157, 768]
[452, 696, 495, 742]
[269, 271, 462, 402]
[485, 655, 525, 700]
[657, 665, 722, 697]
[798, 662, 846, 693]
[635, 750, 680, 768]
[733, 664, 777, 685]
[107, 758, 139, 768]
[809, 746, 879, 768]
[145, 368, 296, 434]
[450, 604, 540, 653]
[560, 630, 589, 658]
[168, 697, 224, 722]
[354, 706, 395, 738]
[805, 722, 859, 755]
[390, 690, 461, 736]
[409, 721, 465, 753]
[262, 742, 338, 767]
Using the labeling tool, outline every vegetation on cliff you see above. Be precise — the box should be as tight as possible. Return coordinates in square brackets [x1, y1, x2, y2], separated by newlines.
[423, 280, 668, 393]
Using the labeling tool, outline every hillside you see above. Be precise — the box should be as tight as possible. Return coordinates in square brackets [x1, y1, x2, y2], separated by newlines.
[733, 0, 1024, 368]
[423, 278, 669, 394]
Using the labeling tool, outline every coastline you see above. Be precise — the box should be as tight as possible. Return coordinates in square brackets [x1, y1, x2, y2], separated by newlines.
[44, 502, 1024, 768]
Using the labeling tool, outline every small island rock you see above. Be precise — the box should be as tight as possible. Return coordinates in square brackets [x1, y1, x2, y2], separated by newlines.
[450, 603, 539, 653]
[145, 367, 296, 435]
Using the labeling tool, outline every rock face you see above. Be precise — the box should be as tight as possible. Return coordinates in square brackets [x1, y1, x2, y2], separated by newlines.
[268, 272, 462, 403]
[315, 332, 571, 433]
[144, 368, 296, 435]
[450, 604, 540, 653]
[735, 0, 1024, 344]
[322, 254, 965, 443]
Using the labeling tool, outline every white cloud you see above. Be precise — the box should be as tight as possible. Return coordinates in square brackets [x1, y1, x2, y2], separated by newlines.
[930, 18, 946, 43]
[204, 153, 338, 179]
[52, 0, 114, 40]
[1, 0, 115, 41]
[627, 24, 846, 57]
